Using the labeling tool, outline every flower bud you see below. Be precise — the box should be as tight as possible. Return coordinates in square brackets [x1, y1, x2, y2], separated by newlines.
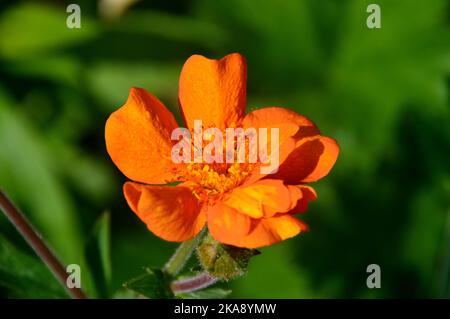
[196, 232, 259, 280]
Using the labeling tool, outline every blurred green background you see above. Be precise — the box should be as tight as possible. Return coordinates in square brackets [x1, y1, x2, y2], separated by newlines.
[0, 0, 449, 298]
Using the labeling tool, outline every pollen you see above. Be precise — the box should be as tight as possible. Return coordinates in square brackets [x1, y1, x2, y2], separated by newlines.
[185, 162, 253, 201]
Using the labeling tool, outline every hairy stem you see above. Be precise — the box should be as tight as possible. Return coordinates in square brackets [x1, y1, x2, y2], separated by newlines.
[163, 228, 205, 276]
[0, 189, 87, 299]
[171, 272, 218, 294]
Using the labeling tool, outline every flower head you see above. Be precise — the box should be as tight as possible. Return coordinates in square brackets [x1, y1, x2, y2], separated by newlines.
[105, 53, 339, 248]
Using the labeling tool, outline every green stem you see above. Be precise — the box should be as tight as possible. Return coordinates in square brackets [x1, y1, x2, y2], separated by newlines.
[163, 228, 205, 276]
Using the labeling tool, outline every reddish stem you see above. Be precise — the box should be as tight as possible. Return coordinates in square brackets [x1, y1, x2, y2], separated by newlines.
[0, 189, 87, 299]
[170, 272, 218, 294]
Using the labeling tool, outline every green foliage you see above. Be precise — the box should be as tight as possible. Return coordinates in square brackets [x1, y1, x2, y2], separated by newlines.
[0, 92, 84, 264]
[0, 3, 98, 58]
[123, 268, 174, 299]
[0, 0, 448, 298]
[0, 234, 67, 298]
[85, 212, 112, 298]
[113, 10, 228, 49]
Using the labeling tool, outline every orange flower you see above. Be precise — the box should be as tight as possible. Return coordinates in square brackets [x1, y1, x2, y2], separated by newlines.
[105, 53, 339, 248]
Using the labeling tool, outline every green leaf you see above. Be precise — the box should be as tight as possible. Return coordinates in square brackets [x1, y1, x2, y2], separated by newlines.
[0, 99, 83, 265]
[0, 3, 98, 59]
[0, 234, 67, 298]
[123, 268, 174, 299]
[85, 212, 112, 298]
[3, 55, 82, 88]
[46, 139, 117, 205]
[86, 62, 179, 110]
[111, 10, 228, 48]
[179, 288, 232, 299]
[0, 94, 96, 297]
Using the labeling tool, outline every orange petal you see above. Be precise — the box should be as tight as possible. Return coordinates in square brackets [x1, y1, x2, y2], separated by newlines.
[242, 107, 321, 184]
[123, 182, 206, 242]
[224, 179, 298, 218]
[286, 185, 303, 210]
[209, 213, 307, 249]
[243, 136, 297, 184]
[105, 88, 181, 184]
[288, 185, 317, 214]
[207, 203, 251, 240]
[270, 135, 339, 184]
[179, 53, 247, 129]
[242, 106, 320, 143]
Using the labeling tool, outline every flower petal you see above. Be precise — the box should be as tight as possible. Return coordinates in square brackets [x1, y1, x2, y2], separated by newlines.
[243, 136, 297, 184]
[179, 53, 247, 129]
[123, 182, 206, 242]
[224, 179, 298, 218]
[209, 213, 307, 249]
[242, 106, 320, 143]
[269, 135, 339, 184]
[286, 185, 303, 210]
[242, 107, 321, 183]
[287, 185, 317, 214]
[207, 203, 251, 240]
[105, 88, 181, 184]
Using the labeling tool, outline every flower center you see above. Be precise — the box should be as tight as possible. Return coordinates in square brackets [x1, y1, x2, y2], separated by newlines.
[185, 162, 253, 201]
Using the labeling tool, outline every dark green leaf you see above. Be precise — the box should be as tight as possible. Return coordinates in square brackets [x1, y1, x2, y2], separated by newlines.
[0, 234, 67, 298]
[123, 268, 174, 299]
[85, 212, 112, 298]
[0, 101, 85, 267]
[111, 10, 228, 48]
